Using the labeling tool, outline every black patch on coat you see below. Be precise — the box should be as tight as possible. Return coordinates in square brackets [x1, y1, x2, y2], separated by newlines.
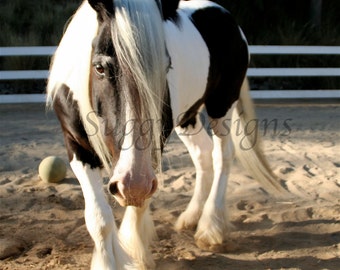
[52, 85, 102, 169]
[159, 0, 180, 20]
[180, 6, 249, 128]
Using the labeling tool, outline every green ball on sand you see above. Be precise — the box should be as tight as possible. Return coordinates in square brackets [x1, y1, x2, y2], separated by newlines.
[39, 156, 67, 183]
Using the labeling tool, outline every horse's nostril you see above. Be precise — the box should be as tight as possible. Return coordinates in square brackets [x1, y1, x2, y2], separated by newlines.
[150, 179, 158, 195]
[109, 181, 119, 195]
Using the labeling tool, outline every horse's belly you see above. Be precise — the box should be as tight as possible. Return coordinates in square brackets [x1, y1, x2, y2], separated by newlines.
[164, 8, 210, 124]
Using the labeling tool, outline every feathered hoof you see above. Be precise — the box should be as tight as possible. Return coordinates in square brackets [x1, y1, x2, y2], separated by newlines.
[194, 229, 225, 252]
[135, 258, 156, 270]
[120, 245, 155, 270]
[194, 220, 238, 253]
[195, 239, 226, 253]
[194, 226, 238, 253]
[121, 252, 155, 270]
[175, 211, 199, 231]
[195, 236, 238, 253]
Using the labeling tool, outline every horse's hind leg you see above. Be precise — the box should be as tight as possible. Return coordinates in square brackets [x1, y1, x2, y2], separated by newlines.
[174, 113, 214, 231]
[194, 106, 235, 252]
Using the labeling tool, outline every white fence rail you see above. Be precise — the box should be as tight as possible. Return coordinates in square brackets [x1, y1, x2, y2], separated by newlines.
[1, 45, 340, 103]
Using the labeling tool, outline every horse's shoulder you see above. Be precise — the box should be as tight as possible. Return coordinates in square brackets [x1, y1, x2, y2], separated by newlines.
[52, 85, 102, 168]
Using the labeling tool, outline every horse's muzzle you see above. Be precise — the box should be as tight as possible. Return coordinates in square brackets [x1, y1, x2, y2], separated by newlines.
[108, 178, 158, 207]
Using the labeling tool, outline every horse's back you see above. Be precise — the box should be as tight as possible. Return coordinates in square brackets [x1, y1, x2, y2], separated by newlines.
[164, 2, 210, 122]
[164, 0, 249, 125]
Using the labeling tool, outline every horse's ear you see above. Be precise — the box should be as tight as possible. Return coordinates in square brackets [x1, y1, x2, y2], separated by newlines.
[88, 0, 114, 20]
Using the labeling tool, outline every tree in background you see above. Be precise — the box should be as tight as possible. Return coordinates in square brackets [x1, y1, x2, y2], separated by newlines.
[216, 0, 339, 45]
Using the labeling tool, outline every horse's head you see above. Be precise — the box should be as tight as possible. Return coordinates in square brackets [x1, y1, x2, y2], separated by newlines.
[87, 0, 168, 207]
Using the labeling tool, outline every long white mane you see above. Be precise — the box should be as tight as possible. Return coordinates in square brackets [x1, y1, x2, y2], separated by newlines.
[112, 0, 168, 169]
[47, 0, 167, 171]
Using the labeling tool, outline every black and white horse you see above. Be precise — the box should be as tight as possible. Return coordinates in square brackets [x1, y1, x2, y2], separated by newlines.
[47, 0, 285, 269]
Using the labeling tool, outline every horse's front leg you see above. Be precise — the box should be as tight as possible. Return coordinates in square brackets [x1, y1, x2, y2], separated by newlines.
[51, 88, 135, 268]
[119, 199, 157, 270]
[194, 109, 235, 252]
[70, 155, 135, 270]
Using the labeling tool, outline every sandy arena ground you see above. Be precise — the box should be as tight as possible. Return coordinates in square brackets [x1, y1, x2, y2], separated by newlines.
[0, 102, 339, 269]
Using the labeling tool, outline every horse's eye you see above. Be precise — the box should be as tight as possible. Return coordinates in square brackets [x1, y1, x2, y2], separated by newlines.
[95, 64, 105, 77]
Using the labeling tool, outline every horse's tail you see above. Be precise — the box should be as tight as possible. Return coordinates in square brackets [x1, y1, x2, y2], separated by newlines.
[231, 78, 287, 196]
